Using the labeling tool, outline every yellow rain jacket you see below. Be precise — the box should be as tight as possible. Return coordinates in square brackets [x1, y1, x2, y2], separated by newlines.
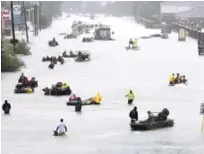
[92, 93, 102, 104]
[25, 87, 32, 93]
[126, 92, 135, 100]
[133, 39, 138, 47]
[62, 83, 68, 89]
[169, 75, 175, 83]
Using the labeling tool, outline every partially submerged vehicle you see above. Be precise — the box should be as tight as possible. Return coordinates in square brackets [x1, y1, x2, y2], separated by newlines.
[94, 26, 115, 41]
[130, 108, 174, 131]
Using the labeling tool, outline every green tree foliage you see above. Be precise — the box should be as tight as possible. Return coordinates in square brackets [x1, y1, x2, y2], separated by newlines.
[1, 39, 28, 72]
[15, 39, 31, 55]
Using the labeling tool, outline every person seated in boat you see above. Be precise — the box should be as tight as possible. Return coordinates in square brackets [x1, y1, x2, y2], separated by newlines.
[175, 73, 181, 84]
[129, 106, 138, 122]
[180, 75, 187, 84]
[147, 111, 155, 122]
[18, 73, 25, 83]
[22, 76, 29, 87]
[55, 118, 67, 136]
[56, 82, 63, 88]
[51, 84, 57, 90]
[25, 87, 33, 93]
[16, 83, 24, 89]
[69, 94, 77, 102]
[169, 73, 175, 85]
[46, 55, 49, 59]
[77, 51, 87, 60]
[62, 83, 68, 90]
[29, 77, 37, 87]
[63, 50, 67, 56]
[91, 92, 102, 104]
[52, 37, 56, 43]
[129, 38, 133, 48]
[133, 38, 138, 48]
[2, 100, 11, 114]
[69, 50, 74, 56]
[48, 62, 55, 69]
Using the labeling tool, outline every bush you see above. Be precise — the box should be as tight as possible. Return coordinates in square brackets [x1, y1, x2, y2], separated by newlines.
[1, 53, 25, 72]
[15, 39, 31, 55]
[1, 40, 26, 72]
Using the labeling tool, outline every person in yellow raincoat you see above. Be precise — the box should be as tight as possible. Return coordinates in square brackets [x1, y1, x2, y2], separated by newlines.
[169, 73, 175, 85]
[25, 87, 33, 93]
[92, 93, 102, 104]
[125, 90, 135, 104]
[62, 83, 68, 89]
[133, 38, 138, 48]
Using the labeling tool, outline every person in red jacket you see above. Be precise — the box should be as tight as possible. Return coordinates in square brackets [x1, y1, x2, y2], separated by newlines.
[23, 77, 29, 87]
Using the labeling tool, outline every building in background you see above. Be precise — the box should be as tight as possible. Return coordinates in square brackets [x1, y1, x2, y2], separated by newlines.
[160, 1, 204, 23]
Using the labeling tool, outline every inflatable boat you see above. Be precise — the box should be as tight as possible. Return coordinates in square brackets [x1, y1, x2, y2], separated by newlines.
[125, 46, 140, 51]
[62, 54, 77, 58]
[67, 98, 100, 106]
[14, 88, 34, 94]
[42, 87, 72, 96]
[130, 119, 174, 131]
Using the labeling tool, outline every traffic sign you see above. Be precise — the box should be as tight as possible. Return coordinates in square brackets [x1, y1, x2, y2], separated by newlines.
[1, 10, 11, 20]
[200, 103, 204, 115]
[13, 5, 21, 15]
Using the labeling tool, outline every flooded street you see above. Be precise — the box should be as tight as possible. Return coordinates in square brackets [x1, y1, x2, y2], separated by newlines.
[2, 15, 204, 154]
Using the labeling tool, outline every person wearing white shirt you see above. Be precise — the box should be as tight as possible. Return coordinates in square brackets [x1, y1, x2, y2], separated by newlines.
[54, 119, 67, 136]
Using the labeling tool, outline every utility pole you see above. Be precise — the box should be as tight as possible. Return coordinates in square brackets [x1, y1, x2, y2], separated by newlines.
[39, 1, 41, 31]
[22, 1, 29, 43]
[10, 1, 16, 51]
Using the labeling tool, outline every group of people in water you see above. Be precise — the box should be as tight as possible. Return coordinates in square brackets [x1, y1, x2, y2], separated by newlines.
[15, 73, 38, 93]
[45, 56, 65, 69]
[48, 37, 59, 47]
[43, 82, 71, 96]
[169, 73, 187, 85]
[129, 38, 138, 48]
